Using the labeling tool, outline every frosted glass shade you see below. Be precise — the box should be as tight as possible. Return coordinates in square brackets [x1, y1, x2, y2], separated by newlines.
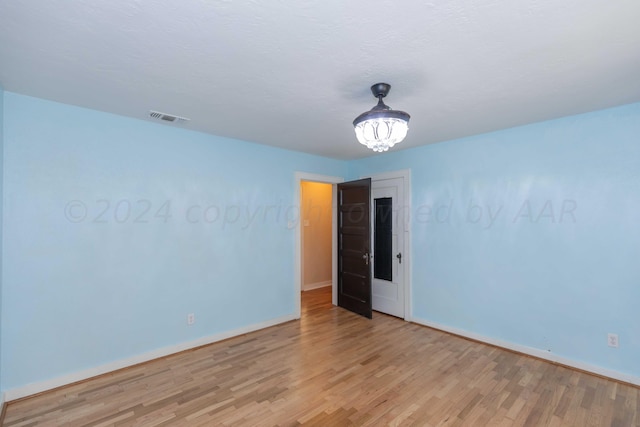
[354, 117, 409, 152]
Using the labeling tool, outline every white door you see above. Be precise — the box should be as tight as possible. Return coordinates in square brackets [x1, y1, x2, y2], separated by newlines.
[371, 177, 405, 318]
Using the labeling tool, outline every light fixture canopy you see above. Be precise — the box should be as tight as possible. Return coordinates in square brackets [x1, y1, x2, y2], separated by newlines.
[353, 83, 410, 152]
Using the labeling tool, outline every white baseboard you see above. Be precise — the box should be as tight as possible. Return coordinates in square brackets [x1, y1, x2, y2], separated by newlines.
[411, 316, 640, 387]
[4, 314, 297, 402]
[302, 280, 331, 291]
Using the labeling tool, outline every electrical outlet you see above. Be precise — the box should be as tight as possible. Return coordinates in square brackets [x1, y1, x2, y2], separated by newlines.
[607, 333, 619, 348]
[187, 313, 195, 325]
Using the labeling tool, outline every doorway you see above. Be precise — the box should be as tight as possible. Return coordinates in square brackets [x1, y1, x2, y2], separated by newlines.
[300, 181, 333, 292]
[293, 170, 410, 321]
[294, 172, 344, 318]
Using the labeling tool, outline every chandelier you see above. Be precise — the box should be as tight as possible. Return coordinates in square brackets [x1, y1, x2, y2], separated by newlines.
[353, 83, 410, 152]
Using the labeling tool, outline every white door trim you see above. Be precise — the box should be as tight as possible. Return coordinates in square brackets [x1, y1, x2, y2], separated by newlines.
[362, 169, 412, 321]
[294, 172, 344, 318]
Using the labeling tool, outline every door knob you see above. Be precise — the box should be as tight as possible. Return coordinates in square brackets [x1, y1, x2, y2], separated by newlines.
[363, 253, 370, 265]
[396, 252, 402, 264]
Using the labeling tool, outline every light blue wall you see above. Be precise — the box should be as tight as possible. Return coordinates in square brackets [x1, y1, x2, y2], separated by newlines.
[2, 91, 639, 393]
[350, 102, 640, 378]
[1, 92, 347, 390]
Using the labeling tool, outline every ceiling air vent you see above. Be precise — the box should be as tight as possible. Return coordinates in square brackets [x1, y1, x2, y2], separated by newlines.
[149, 110, 190, 124]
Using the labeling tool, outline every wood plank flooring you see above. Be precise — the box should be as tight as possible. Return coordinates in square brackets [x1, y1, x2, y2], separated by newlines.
[4, 287, 639, 426]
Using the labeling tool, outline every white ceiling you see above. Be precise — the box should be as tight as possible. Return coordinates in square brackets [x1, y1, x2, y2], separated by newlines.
[1, 1, 639, 160]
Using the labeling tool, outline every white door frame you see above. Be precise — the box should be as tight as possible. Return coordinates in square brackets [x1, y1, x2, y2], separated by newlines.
[294, 172, 344, 319]
[362, 169, 412, 321]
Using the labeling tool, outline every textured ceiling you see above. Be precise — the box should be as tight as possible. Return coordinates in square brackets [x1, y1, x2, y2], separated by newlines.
[1, 1, 639, 159]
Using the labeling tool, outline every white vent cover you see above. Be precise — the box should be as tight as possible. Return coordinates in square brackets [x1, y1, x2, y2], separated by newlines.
[149, 110, 190, 124]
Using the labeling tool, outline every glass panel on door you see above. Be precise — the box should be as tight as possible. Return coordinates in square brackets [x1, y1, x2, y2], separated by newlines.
[374, 197, 392, 281]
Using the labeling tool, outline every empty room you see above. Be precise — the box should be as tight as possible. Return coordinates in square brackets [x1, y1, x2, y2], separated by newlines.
[0, 1, 639, 426]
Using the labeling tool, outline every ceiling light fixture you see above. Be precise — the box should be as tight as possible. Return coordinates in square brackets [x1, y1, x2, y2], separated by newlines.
[353, 83, 410, 152]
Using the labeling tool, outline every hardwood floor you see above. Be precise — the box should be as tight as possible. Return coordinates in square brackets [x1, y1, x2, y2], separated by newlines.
[4, 286, 639, 426]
